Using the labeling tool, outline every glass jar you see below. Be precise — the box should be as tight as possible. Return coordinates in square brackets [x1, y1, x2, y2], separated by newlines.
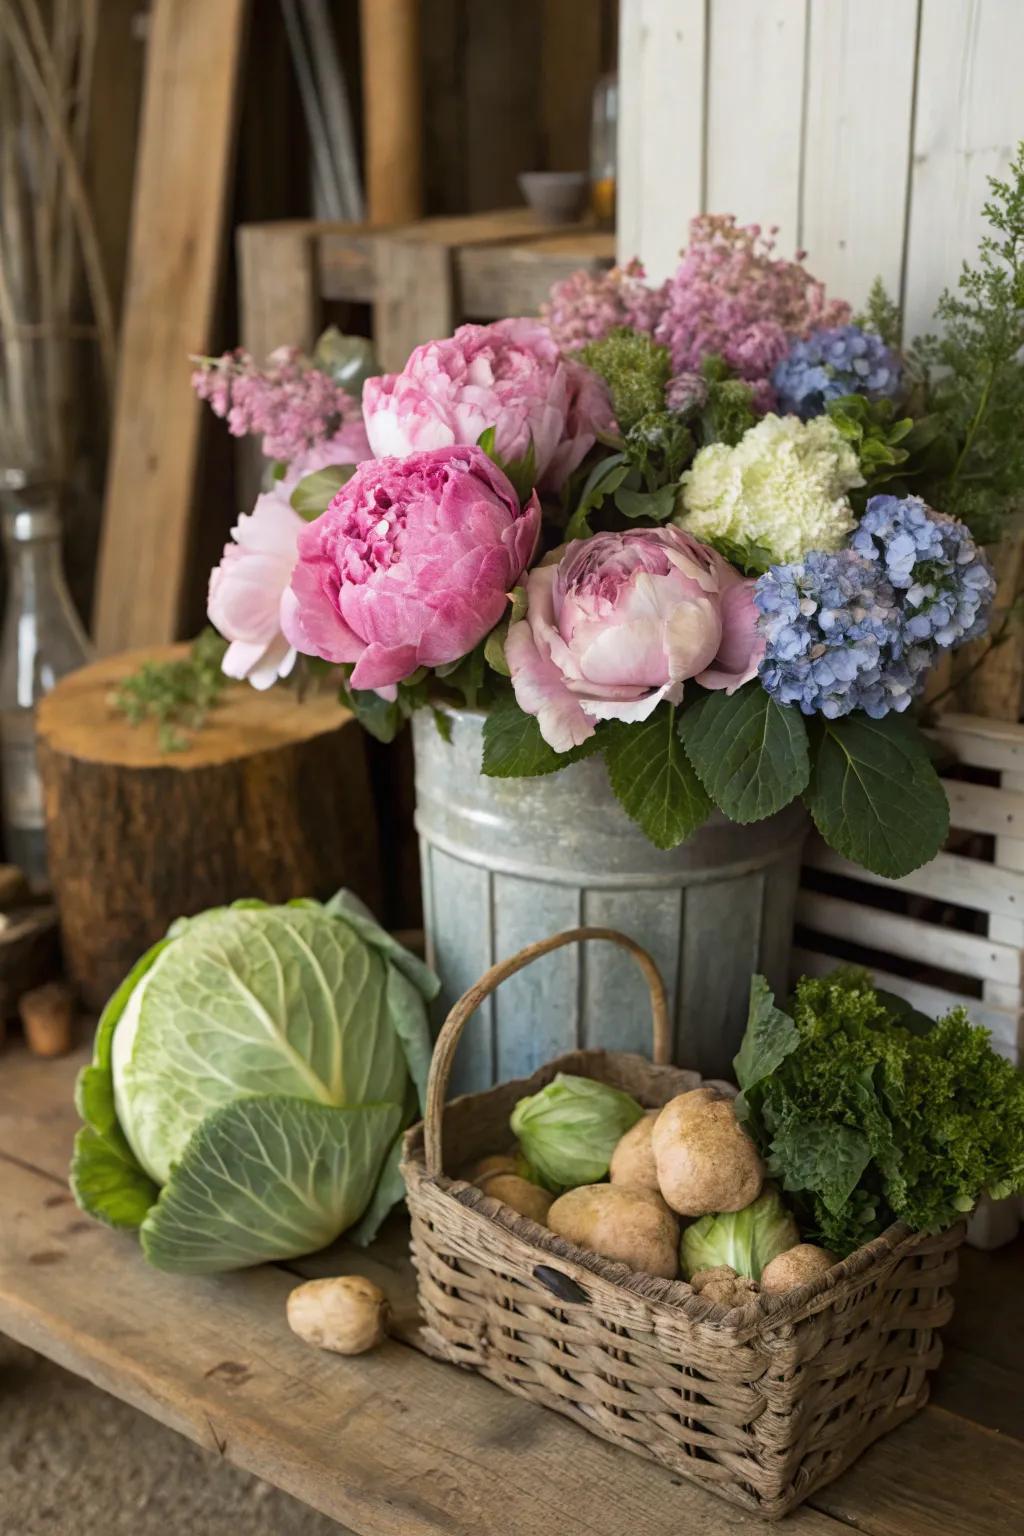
[0, 479, 92, 888]
[590, 71, 618, 230]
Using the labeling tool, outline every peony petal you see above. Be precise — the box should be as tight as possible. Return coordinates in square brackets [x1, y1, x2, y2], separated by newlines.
[350, 641, 420, 690]
[696, 579, 765, 693]
[581, 680, 683, 724]
[506, 616, 594, 753]
[281, 567, 364, 664]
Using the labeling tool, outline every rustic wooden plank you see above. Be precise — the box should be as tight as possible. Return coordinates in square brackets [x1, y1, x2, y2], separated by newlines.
[791, 948, 1022, 1056]
[931, 1345, 1024, 1441]
[540, 0, 604, 174]
[931, 713, 1024, 774]
[803, 838, 1024, 922]
[617, 0, 706, 281]
[945, 779, 1024, 840]
[457, 234, 615, 319]
[93, 0, 248, 654]
[796, 892, 1023, 988]
[360, 0, 422, 224]
[0, 1151, 851, 1536]
[237, 223, 320, 357]
[705, 0, 807, 251]
[800, 0, 918, 309]
[901, 0, 1024, 341]
[317, 226, 379, 302]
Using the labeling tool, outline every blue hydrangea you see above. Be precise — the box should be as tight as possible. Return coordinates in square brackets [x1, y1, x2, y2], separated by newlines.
[772, 325, 902, 419]
[850, 495, 995, 648]
[755, 550, 932, 719]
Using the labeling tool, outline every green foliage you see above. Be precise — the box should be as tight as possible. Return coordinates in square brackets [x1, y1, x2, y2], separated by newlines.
[510, 1073, 644, 1191]
[290, 463, 357, 519]
[602, 702, 712, 849]
[734, 969, 1024, 1254]
[482, 586, 528, 678]
[825, 394, 915, 506]
[477, 427, 538, 501]
[909, 142, 1024, 542]
[564, 451, 631, 539]
[680, 1188, 799, 1282]
[854, 276, 903, 349]
[71, 896, 438, 1269]
[109, 629, 228, 752]
[701, 533, 775, 576]
[678, 684, 809, 822]
[804, 712, 949, 878]
[700, 376, 757, 446]
[580, 327, 672, 433]
[481, 689, 602, 777]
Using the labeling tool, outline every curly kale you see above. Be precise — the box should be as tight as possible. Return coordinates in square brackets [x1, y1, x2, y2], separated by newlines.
[734, 969, 1024, 1255]
[909, 142, 1024, 543]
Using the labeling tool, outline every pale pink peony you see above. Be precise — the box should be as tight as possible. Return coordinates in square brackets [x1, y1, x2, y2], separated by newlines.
[208, 485, 304, 690]
[282, 445, 540, 695]
[506, 527, 763, 752]
[361, 318, 615, 492]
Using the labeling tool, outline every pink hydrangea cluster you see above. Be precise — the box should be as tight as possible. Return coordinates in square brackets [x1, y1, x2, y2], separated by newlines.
[654, 216, 851, 409]
[192, 346, 366, 464]
[541, 259, 666, 354]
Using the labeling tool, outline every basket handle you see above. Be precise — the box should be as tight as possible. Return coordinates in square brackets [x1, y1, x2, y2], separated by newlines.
[424, 926, 671, 1177]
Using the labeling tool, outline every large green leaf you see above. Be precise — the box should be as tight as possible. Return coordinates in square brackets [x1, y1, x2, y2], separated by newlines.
[679, 685, 809, 823]
[733, 976, 801, 1094]
[140, 1096, 400, 1273]
[70, 1125, 159, 1229]
[481, 691, 603, 778]
[804, 713, 949, 878]
[602, 703, 712, 850]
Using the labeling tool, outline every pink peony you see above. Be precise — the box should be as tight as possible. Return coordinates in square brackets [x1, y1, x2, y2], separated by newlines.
[361, 318, 615, 492]
[505, 527, 763, 752]
[208, 485, 304, 690]
[282, 445, 540, 695]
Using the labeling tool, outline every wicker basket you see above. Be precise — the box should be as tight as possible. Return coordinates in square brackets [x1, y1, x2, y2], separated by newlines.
[401, 927, 965, 1520]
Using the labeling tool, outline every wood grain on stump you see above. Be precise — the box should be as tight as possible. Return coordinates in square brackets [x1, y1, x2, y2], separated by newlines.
[37, 646, 381, 1010]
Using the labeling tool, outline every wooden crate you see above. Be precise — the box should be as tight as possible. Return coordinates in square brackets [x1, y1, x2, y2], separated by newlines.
[237, 209, 615, 371]
[795, 713, 1024, 1065]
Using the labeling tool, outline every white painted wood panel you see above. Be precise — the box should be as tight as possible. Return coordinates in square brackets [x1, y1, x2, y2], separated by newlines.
[902, 0, 1024, 341]
[705, 0, 807, 255]
[617, 0, 705, 283]
[618, 0, 1021, 329]
[800, 0, 919, 309]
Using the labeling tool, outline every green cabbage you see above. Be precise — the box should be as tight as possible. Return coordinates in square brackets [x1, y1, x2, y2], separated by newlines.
[510, 1073, 644, 1191]
[71, 891, 438, 1273]
[680, 1187, 799, 1281]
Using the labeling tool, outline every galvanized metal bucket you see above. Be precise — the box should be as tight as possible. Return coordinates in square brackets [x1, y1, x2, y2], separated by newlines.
[413, 706, 807, 1090]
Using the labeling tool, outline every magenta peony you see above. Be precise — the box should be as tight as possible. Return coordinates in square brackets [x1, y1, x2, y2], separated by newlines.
[361, 318, 615, 491]
[505, 527, 763, 752]
[282, 445, 540, 694]
[208, 485, 304, 690]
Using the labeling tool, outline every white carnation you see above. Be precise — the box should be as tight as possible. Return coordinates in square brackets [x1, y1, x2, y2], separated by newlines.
[677, 413, 863, 563]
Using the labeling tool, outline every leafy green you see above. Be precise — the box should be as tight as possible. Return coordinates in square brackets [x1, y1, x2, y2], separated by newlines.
[700, 375, 757, 447]
[579, 328, 671, 433]
[140, 1097, 400, 1274]
[602, 703, 712, 849]
[680, 1188, 799, 1282]
[679, 685, 809, 823]
[733, 969, 1024, 1254]
[804, 712, 949, 877]
[481, 689, 602, 777]
[71, 895, 438, 1270]
[510, 1073, 644, 1191]
[825, 394, 914, 506]
[854, 276, 903, 349]
[908, 142, 1024, 542]
[109, 629, 228, 753]
[290, 463, 357, 519]
[564, 452, 631, 539]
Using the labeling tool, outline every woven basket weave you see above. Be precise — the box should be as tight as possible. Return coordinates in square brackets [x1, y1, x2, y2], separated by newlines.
[401, 927, 964, 1520]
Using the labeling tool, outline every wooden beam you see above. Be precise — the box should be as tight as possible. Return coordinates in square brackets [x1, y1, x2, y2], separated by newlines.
[360, 0, 422, 225]
[93, 0, 248, 655]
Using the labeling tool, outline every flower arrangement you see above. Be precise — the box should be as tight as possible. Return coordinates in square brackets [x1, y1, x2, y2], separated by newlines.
[197, 149, 1024, 882]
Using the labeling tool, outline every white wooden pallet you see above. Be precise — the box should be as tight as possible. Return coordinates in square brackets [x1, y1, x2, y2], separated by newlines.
[794, 712, 1024, 1065]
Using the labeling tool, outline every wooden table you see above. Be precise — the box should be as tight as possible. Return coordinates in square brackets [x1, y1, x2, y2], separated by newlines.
[1, 1044, 1022, 1535]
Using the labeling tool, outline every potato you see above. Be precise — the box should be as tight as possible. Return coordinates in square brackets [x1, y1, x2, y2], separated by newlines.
[652, 1088, 764, 1216]
[690, 1265, 758, 1308]
[609, 1109, 660, 1191]
[759, 1244, 836, 1293]
[286, 1275, 388, 1355]
[547, 1184, 679, 1279]
[463, 1152, 519, 1184]
[478, 1173, 553, 1225]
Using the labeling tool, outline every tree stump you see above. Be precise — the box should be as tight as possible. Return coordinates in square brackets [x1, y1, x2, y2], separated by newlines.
[37, 647, 382, 1010]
